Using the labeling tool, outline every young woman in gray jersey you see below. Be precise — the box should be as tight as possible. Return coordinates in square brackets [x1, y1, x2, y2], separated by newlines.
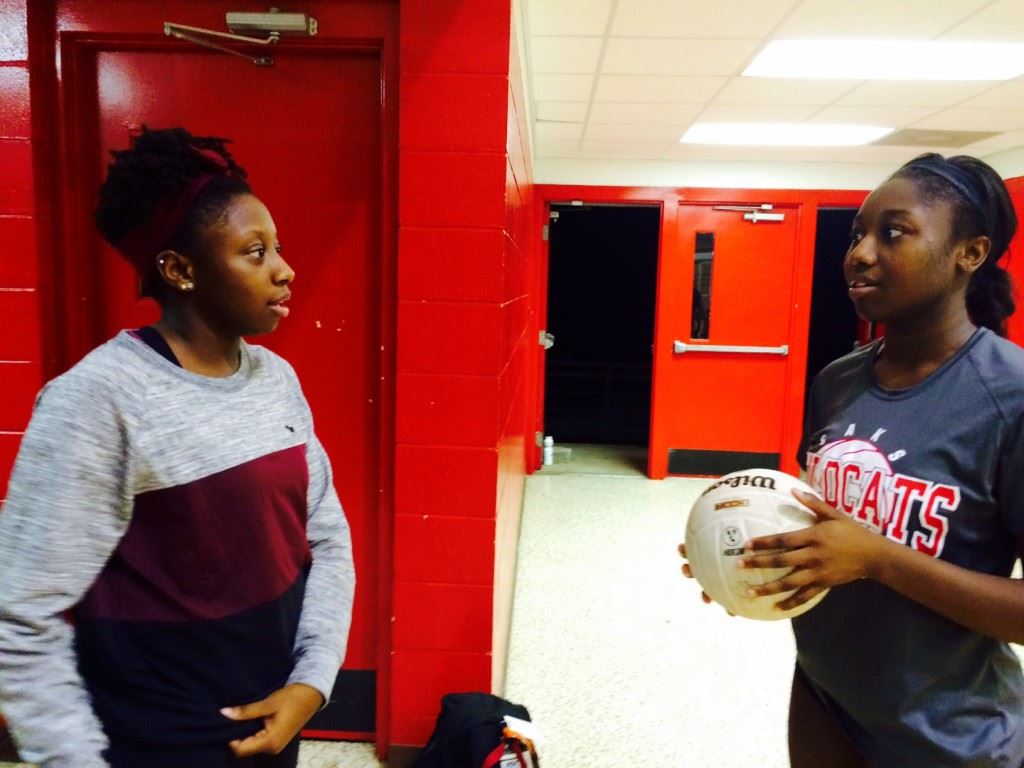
[681, 153, 1024, 766]
[0, 128, 355, 767]
[731, 154, 1024, 767]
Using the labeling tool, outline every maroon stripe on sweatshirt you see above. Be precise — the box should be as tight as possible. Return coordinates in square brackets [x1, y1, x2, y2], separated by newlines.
[76, 445, 311, 622]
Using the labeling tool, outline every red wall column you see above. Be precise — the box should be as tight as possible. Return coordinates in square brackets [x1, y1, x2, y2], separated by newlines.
[493, 5, 534, 697]
[0, 0, 42, 500]
[392, 0, 517, 749]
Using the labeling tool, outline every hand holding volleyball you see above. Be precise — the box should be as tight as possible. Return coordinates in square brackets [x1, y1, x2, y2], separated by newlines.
[740, 486, 889, 612]
[682, 469, 829, 620]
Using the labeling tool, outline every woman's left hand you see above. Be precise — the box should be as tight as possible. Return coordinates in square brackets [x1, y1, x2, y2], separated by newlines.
[221, 682, 324, 757]
[739, 489, 888, 612]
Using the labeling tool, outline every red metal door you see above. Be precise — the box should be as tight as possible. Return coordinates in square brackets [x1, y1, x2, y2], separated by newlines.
[53, 2, 394, 741]
[649, 204, 801, 477]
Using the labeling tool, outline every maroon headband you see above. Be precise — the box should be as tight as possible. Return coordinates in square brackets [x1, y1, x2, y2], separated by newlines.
[114, 147, 234, 277]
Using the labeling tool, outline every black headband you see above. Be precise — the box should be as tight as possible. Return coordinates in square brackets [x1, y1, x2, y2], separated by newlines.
[901, 156, 988, 221]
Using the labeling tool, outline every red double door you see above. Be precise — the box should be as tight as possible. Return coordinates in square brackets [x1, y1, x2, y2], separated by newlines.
[533, 194, 809, 479]
[51, 0, 395, 741]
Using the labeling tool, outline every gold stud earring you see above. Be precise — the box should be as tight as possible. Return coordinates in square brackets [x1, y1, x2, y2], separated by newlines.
[180, 281, 195, 292]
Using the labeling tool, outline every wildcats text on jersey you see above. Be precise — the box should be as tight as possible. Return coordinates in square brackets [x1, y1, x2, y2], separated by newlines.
[806, 436, 957, 559]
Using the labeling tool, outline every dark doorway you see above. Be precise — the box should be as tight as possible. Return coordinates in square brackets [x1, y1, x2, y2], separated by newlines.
[544, 203, 660, 445]
[805, 208, 860, 399]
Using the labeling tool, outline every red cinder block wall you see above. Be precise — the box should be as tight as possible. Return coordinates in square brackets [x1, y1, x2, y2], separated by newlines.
[392, 0, 532, 749]
[0, 0, 42, 500]
[494, 3, 534, 699]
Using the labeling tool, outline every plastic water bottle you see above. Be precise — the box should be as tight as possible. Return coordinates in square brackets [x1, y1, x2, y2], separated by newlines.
[543, 436, 554, 465]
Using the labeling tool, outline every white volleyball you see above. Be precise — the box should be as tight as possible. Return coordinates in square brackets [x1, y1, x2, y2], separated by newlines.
[684, 468, 828, 621]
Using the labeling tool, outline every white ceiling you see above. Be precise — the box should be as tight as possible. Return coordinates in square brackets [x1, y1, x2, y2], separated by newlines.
[519, 0, 1024, 188]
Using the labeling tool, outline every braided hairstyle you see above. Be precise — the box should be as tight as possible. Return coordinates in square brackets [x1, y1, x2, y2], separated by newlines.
[892, 153, 1017, 336]
[95, 127, 252, 297]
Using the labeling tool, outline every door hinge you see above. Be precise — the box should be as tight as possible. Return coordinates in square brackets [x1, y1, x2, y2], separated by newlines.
[542, 224, 549, 241]
[535, 431, 544, 448]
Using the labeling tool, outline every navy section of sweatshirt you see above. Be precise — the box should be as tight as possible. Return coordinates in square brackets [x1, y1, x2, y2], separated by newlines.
[74, 444, 313, 749]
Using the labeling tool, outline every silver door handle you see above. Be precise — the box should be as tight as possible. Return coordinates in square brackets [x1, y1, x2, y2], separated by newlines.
[673, 341, 789, 356]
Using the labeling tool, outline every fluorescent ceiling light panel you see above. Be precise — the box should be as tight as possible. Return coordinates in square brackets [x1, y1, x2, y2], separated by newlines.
[681, 123, 892, 146]
[744, 40, 1024, 81]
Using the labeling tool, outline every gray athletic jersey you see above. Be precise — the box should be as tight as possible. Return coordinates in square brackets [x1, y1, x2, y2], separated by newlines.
[794, 327, 1024, 767]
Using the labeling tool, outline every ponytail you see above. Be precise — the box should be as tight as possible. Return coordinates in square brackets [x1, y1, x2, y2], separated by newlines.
[895, 153, 1018, 336]
[966, 260, 1015, 337]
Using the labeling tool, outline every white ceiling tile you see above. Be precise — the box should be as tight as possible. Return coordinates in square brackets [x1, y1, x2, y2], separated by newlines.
[776, 0, 990, 38]
[526, 0, 614, 36]
[602, 38, 762, 77]
[960, 80, 1024, 110]
[698, 103, 821, 122]
[522, 0, 1024, 176]
[594, 75, 727, 103]
[910, 108, 1024, 132]
[585, 123, 690, 141]
[610, 0, 799, 38]
[714, 77, 856, 106]
[588, 102, 703, 125]
[535, 101, 589, 122]
[534, 138, 582, 158]
[940, 0, 1024, 41]
[836, 81, 995, 108]
[806, 106, 939, 129]
[536, 121, 585, 141]
[530, 36, 603, 74]
[578, 140, 677, 159]
[531, 73, 595, 101]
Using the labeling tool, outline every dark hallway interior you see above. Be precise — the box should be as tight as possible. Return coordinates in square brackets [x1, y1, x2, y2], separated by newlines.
[805, 207, 861, 402]
[544, 204, 660, 446]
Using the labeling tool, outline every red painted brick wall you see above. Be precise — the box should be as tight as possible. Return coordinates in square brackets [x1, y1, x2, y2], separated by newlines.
[391, 0, 521, 748]
[493, 6, 534, 698]
[0, 0, 42, 500]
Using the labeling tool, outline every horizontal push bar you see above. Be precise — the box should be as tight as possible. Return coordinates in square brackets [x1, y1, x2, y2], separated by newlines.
[672, 341, 789, 356]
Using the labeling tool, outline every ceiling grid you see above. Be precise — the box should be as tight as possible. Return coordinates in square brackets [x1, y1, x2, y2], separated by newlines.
[523, 0, 1024, 186]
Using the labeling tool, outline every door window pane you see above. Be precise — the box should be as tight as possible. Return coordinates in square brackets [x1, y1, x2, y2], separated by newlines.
[692, 232, 714, 339]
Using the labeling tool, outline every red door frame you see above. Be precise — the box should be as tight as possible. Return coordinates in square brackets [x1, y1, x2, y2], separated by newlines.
[531, 184, 868, 479]
[528, 186, 671, 473]
[29, 2, 398, 753]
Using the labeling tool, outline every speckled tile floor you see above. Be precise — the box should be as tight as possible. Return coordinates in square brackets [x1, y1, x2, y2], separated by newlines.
[505, 449, 796, 768]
